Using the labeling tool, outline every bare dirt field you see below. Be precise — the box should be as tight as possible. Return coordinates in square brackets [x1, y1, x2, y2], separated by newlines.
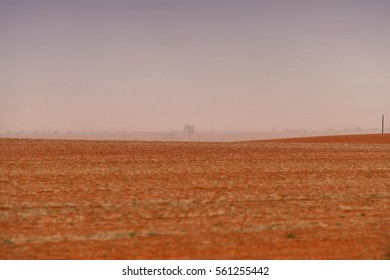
[1, 135, 389, 259]
[259, 133, 390, 144]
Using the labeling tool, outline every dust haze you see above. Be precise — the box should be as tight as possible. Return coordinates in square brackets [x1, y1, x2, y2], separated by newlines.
[1, 0, 389, 135]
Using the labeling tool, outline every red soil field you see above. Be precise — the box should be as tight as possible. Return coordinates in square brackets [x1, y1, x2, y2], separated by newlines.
[258, 133, 390, 144]
[1, 135, 389, 259]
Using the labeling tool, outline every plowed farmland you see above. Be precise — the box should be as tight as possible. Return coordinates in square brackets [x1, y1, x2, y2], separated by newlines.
[1, 135, 389, 259]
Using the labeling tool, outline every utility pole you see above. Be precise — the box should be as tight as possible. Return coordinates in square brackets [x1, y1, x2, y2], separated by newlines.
[382, 115, 384, 134]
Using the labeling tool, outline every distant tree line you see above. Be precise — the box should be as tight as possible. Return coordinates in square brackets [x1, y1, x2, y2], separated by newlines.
[184, 124, 195, 134]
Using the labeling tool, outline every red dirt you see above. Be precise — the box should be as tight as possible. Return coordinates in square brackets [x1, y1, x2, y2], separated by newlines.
[0, 136, 389, 259]
[257, 133, 390, 144]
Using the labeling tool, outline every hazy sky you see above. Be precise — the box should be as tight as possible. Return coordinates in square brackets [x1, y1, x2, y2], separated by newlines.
[1, 0, 389, 132]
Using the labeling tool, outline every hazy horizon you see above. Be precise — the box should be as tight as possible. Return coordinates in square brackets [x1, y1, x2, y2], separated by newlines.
[1, 0, 389, 132]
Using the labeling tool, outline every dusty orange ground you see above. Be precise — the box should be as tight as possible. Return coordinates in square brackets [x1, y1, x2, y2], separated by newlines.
[258, 133, 390, 144]
[0, 135, 389, 259]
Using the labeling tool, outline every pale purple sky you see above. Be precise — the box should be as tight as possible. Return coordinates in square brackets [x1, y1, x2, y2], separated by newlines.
[1, 0, 389, 132]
